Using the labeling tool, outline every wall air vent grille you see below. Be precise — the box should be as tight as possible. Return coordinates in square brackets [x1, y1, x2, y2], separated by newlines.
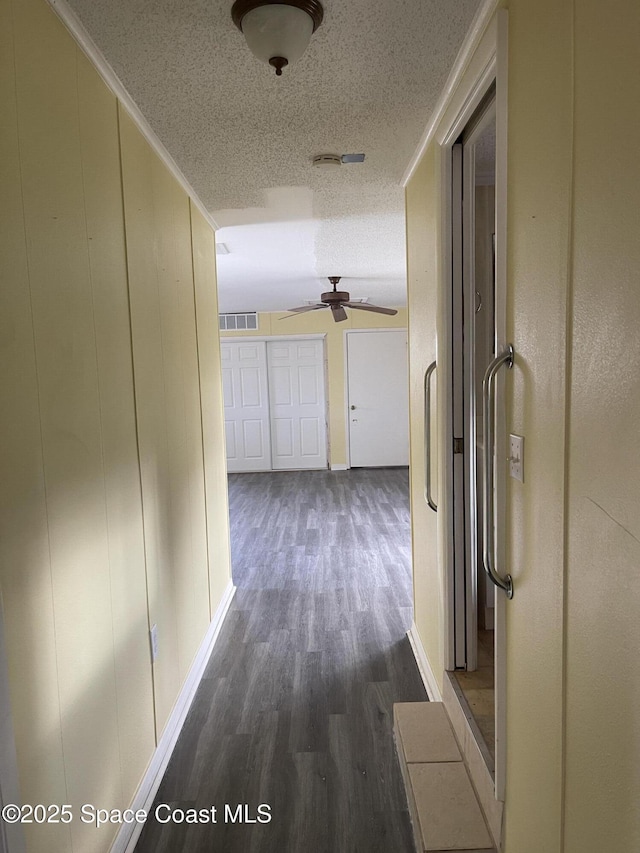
[219, 312, 258, 331]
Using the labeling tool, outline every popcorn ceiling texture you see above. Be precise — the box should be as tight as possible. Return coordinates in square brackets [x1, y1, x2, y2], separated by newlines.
[65, 0, 481, 311]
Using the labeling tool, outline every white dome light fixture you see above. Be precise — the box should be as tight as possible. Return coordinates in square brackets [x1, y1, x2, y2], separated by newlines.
[231, 0, 324, 77]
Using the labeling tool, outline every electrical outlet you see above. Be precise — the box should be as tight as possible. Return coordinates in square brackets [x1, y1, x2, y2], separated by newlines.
[150, 624, 159, 663]
[509, 434, 524, 482]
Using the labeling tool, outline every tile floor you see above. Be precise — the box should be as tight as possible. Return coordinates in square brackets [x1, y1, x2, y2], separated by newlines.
[452, 630, 495, 765]
[394, 702, 495, 853]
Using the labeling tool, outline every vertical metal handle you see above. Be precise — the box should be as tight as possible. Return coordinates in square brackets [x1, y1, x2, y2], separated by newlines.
[424, 361, 437, 512]
[482, 345, 514, 598]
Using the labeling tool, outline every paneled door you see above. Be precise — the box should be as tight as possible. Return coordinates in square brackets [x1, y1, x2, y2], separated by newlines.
[346, 330, 409, 467]
[221, 341, 271, 472]
[266, 339, 328, 470]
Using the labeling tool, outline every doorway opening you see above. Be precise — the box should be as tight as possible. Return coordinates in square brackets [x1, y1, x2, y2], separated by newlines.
[447, 87, 500, 774]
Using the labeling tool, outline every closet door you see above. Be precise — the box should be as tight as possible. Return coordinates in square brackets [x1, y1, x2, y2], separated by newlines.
[221, 341, 271, 472]
[267, 339, 328, 470]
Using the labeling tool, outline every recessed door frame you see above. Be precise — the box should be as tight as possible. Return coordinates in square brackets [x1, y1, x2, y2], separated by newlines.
[436, 11, 509, 799]
[451, 90, 497, 673]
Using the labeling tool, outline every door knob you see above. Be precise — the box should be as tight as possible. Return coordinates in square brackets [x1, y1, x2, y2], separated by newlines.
[350, 405, 356, 410]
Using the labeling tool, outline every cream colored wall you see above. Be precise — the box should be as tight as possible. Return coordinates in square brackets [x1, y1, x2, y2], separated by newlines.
[563, 1, 640, 849]
[220, 308, 408, 467]
[119, 106, 211, 736]
[502, 0, 572, 847]
[191, 206, 233, 613]
[406, 5, 570, 849]
[0, 1, 231, 851]
[405, 148, 445, 691]
[406, 1, 640, 851]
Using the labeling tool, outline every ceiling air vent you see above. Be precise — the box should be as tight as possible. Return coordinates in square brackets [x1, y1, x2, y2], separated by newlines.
[219, 312, 258, 331]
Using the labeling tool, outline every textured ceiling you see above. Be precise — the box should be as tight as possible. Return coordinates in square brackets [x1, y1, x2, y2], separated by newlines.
[65, 0, 481, 311]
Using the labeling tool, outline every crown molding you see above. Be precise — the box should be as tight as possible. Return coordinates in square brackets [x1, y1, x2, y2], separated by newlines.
[46, 0, 219, 232]
[401, 0, 501, 186]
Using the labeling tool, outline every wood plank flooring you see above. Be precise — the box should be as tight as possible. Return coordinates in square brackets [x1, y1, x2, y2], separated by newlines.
[135, 468, 427, 853]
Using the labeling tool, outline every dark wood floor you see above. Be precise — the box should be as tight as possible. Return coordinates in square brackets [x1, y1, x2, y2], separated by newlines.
[135, 468, 427, 853]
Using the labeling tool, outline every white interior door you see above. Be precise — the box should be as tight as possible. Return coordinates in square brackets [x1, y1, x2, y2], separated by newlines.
[267, 339, 327, 470]
[221, 341, 271, 472]
[347, 330, 409, 467]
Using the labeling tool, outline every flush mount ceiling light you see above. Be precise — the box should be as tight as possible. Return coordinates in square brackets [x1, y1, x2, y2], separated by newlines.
[231, 0, 324, 76]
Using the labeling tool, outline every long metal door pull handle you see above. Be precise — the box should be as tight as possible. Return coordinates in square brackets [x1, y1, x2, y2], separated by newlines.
[424, 361, 437, 512]
[482, 345, 514, 598]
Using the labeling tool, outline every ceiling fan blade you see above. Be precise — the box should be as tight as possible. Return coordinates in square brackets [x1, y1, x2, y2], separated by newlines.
[281, 304, 326, 318]
[343, 302, 398, 316]
[331, 304, 348, 322]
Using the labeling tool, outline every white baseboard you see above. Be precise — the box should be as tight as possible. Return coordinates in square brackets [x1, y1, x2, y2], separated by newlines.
[111, 581, 236, 853]
[407, 622, 443, 702]
[330, 463, 348, 471]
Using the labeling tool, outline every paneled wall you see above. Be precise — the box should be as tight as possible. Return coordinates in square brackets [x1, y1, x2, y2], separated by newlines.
[191, 208, 233, 614]
[0, 1, 231, 851]
[119, 107, 212, 735]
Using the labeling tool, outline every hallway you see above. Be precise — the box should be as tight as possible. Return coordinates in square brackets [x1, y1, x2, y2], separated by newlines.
[134, 468, 427, 852]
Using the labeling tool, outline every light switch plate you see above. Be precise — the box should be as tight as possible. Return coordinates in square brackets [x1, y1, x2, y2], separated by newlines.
[509, 434, 524, 482]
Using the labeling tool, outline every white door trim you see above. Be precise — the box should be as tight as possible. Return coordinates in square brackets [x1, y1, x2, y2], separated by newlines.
[439, 25, 497, 677]
[436, 10, 508, 801]
[343, 328, 409, 469]
[401, 0, 502, 186]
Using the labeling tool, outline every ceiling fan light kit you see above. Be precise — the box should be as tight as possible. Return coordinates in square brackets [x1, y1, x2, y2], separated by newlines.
[231, 0, 324, 76]
[282, 277, 398, 323]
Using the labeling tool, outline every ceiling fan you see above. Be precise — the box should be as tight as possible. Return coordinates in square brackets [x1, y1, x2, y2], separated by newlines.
[282, 277, 398, 323]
